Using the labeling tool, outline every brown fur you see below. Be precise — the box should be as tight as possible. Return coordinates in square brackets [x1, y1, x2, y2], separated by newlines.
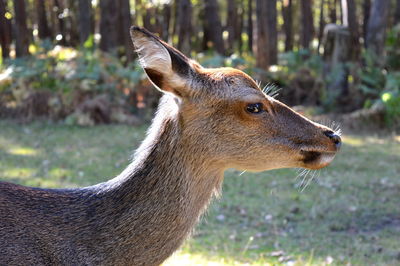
[0, 26, 341, 265]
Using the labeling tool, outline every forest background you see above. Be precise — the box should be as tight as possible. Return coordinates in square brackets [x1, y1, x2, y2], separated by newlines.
[0, 0, 399, 129]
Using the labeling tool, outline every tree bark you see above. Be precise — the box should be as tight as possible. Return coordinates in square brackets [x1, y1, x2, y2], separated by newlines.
[342, 0, 360, 60]
[255, 0, 269, 68]
[329, 0, 337, 23]
[53, 0, 67, 45]
[282, 0, 293, 52]
[99, 0, 118, 52]
[366, 0, 390, 63]
[118, 0, 134, 61]
[247, 0, 253, 52]
[162, 4, 171, 42]
[0, 0, 11, 59]
[300, 0, 314, 50]
[226, 0, 238, 53]
[362, 0, 370, 46]
[176, 0, 192, 55]
[237, 1, 244, 54]
[13, 0, 30, 57]
[395, 0, 400, 25]
[36, 0, 51, 40]
[78, 0, 93, 45]
[267, 0, 277, 64]
[203, 0, 225, 54]
[317, 0, 325, 53]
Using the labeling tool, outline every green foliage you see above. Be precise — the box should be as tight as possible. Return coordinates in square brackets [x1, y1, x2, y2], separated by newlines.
[0, 42, 143, 114]
[279, 49, 323, 77]
[381, 72, 400, 128]
[386, 25, 400, 70]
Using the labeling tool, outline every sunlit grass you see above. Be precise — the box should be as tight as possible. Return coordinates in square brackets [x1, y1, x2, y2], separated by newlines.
[342, 135, 364, 146]
[0, 120, 399, 265]
[7, 147, 39, 156]
[1, 167, 36, 179]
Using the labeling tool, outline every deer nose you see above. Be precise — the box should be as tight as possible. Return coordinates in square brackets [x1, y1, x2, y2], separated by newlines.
[323, 130, 342, 149]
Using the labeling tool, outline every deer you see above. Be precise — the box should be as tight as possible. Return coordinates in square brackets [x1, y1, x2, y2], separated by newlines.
[0, 26, 341, 265]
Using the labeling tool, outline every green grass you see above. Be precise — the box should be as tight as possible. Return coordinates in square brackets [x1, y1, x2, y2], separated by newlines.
[1, 120, 400, 265]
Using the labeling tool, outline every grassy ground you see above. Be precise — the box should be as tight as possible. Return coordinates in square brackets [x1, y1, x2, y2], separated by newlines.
[0, 120, 399, 265]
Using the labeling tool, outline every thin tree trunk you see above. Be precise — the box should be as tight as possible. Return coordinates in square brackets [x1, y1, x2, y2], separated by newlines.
[266, 0, 277, 64]
[317, 0, 325, 53]
[237, 1, 244, 54]
[300, 0, 314, 50]
[172, 0, 179, 44]
[226, 0, 238, 53]
[78, 0, 93, 45]
[255, 0, 269, 68]
[118, 0, 134, 61]
[329, 0, 337, 23]
[282, 0, 293, 52]
[176, 0, 192, 55]
[362, 0, 370, 46]
[395, 0, 400, 25]
[343, 0, 360, 60]
[99, 0, 118, 52]
[36, 0, 51, 40]
[162, 4, 171, 42]
[13, 0, 30, 57]
[366, 0, 390, 62]
[338, 0, 343, 24]
[53, 0, 67, 45]
[203, 0, 225, 54]
[247, 0, 253, 52]
[0, 0, 11, 59]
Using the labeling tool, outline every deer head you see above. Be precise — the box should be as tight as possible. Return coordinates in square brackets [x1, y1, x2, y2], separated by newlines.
[130, 26, 341, 173]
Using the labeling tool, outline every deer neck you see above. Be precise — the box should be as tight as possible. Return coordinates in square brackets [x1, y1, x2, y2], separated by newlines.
[93, 95, 224, 264]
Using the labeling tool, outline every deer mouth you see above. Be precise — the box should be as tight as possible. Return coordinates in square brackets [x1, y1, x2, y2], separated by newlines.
[300, 150, 336, 169]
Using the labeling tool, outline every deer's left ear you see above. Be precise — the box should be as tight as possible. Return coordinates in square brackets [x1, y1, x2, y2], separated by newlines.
[130, 26, 197, 97]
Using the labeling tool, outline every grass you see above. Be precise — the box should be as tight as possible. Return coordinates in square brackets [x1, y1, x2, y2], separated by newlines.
[0, 119, 400, 265]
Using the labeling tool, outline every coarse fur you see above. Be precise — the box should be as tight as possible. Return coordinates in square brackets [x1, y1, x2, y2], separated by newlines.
[0, 26, 341, 265]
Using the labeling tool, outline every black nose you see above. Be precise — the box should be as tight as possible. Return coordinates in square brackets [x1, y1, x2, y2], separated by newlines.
[324, 130, 342, 149]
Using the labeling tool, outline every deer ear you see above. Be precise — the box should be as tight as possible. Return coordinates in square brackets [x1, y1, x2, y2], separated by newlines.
[130, 26, 194, 97]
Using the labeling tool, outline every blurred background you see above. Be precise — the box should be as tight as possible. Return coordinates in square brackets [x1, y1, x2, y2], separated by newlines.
[0, 0, 399, 126]
[0, 0, 400, 265]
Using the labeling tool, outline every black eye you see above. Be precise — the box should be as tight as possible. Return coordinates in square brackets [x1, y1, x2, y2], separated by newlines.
[246, 103, 263, 114]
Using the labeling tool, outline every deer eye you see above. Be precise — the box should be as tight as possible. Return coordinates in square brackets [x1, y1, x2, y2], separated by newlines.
[246, 103, 263, 114]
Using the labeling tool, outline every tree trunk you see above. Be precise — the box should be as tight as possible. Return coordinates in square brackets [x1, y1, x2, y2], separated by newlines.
[118, 0, 134, 61]
[162, 4, 171, 42]
[99, 0, 118, 52]
[53, 0, 67, 45]
[338, 0, 343, 24]
[203, 0, 225, 54]
[366, 0, 390, 63]
[247, 0, 253, 52]
[226, 0, 238, 53]
[255, 0, 269, 68]
[322, 24, 351, 110]
[78, 0, 93, 45]
[329, 0, 337, 23]
[267, 0, 277, 65]
[317, 0, 325, 53]
[282, 0, 293, 52]
[395, 0, 400, 25]
[237, 1, 244, 54]
[342, 0, 360, 61]
[13, 0, 30, 57]
[300, 0, 314, 50]
[176, 0, 192, 55]
[362, 0, 370, 46]
[36, 0, 51, 40]
[0, 0, 11, 59]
